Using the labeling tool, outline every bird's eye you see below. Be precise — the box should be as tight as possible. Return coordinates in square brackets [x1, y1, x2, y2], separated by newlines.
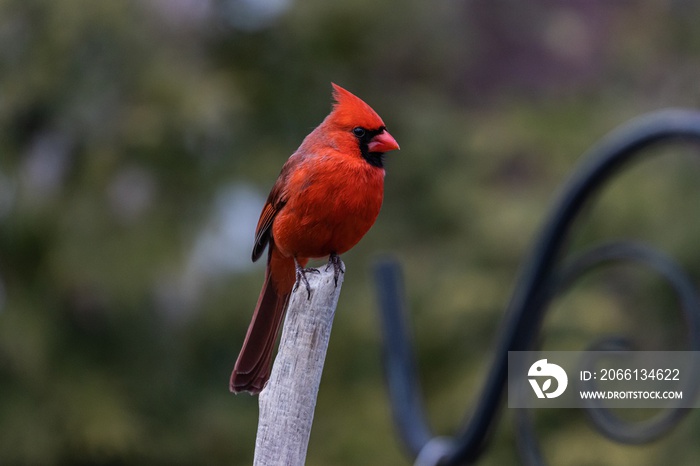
[352, 127, 366, 138]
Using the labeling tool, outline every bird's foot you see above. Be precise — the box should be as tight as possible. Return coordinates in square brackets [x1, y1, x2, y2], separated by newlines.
[325, 253, 345, 286]
[294, 262, 319, 300]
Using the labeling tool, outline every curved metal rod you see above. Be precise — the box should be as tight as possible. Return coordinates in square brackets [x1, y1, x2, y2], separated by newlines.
[560, 244, 700, 443]
[515, 242, 700, 465]
[374, 258, 434, 456]
[373, 109, 700, 465]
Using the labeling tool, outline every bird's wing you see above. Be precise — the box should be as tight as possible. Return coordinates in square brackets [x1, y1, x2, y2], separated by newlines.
[251, 156, 298, 262]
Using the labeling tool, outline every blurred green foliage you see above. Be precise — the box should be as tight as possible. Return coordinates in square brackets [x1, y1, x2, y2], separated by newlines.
[2, 0, 700, 464]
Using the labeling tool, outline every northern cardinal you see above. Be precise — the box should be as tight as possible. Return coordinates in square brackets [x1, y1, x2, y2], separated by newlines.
[230, 83, 399, 394]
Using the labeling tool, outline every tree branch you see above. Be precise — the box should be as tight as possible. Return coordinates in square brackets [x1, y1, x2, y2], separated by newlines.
[253, 262, 345, 466]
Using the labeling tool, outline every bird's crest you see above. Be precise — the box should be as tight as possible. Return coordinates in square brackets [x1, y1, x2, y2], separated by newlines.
[329, 83, 386, 131]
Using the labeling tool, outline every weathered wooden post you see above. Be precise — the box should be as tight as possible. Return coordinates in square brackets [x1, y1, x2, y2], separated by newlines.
[253, 262, 344, 466]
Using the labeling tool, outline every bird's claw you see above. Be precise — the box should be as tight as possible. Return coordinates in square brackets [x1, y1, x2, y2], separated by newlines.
[294, 264, 319, 300]
[325, 253, 345, 286]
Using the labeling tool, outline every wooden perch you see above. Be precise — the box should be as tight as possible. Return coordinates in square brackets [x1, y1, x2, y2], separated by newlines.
[253, 261, 345, 466]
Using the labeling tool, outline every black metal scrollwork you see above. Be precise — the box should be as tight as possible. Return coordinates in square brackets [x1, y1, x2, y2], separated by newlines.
[374, 110, 700, 465]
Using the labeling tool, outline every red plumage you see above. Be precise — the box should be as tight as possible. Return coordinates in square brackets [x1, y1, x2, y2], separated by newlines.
[230, 83, 399, 394]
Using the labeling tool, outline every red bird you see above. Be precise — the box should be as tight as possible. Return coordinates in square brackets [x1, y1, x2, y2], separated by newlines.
[230, 83, 399, 394]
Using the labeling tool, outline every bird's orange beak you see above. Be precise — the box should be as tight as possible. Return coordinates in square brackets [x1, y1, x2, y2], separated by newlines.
[368, 130, 400, 153]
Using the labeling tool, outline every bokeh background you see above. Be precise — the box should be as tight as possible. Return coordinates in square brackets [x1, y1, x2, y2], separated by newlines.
[2, 0, 700, 464]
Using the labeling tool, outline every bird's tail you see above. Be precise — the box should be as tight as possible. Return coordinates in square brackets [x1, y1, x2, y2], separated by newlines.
[230, 245, 296, 394]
